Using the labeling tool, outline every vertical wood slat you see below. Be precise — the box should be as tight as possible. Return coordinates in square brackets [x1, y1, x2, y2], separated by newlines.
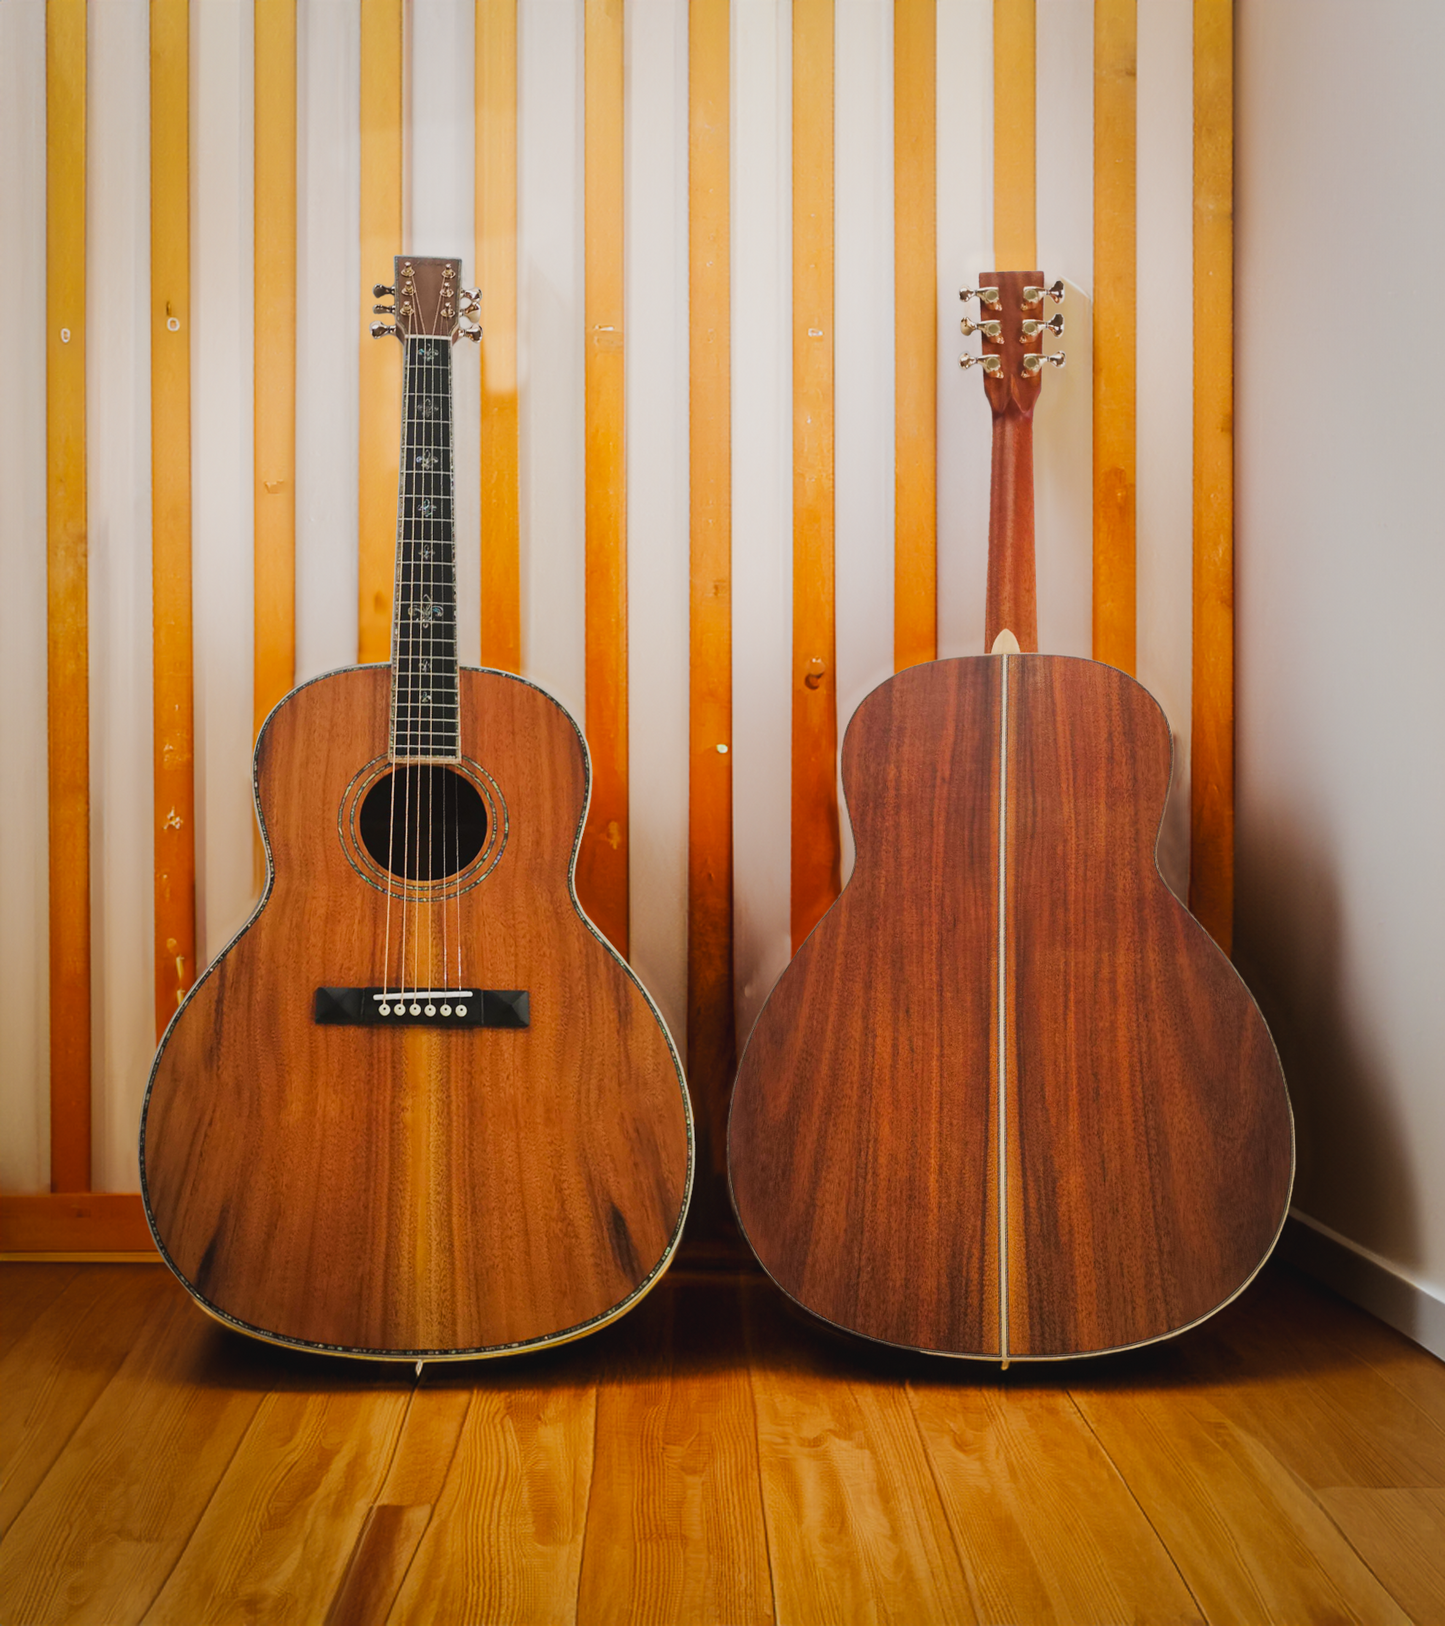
[993, 0, 1036, 268]
[1093, 0, 1138, 674]
[253, 1, 297, 746]
[1190, 0, 1234, 952]
[790, 0, 839, 954]
[46, 0, 91, 1192]
[358, 0, 405, 666]
[894, 0, 937, 672]
[687, 0, 736, 1241]
[475, 0, 521, 672]
[576, 0, 630, 956]
[151, 0, 198, 1040]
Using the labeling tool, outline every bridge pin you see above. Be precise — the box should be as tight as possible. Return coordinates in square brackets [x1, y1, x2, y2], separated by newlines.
[425, 1004, 436, 1016]
[410, 1003, 421, 1015]
[441, 1004, 452, 1016]
[379, 1003, 391, 1015]
[456, 1005, 468, 1018]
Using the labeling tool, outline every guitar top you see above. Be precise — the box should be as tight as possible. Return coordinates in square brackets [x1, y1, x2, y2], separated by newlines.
[727, 273, 1292, 1362]
[140, 258, 693, 1359]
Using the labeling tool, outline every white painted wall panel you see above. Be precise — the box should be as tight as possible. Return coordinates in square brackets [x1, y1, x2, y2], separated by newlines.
[1236, 0, 1445, 1314]
[0, 0, 51, 1193]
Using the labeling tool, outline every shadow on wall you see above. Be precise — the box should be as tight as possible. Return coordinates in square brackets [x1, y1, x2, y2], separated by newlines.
[1233, 821, 1417, 1272]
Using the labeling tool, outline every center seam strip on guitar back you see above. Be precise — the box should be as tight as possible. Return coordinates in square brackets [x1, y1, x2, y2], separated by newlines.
[996, 651, 1010, 1369]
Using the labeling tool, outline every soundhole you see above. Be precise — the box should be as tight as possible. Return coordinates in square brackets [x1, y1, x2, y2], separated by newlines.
[357, 765, 488, 882]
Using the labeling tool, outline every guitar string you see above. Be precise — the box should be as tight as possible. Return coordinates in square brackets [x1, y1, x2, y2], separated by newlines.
[381, 326, 406, 1007]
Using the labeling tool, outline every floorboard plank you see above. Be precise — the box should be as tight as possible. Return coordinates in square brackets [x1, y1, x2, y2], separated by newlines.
[1073, 1381, 1412, 1625]
[576, 1274, 775, 1626]
[909, 1379, 1202, 1625]
[385, 1345, 597, 1626]
[1, 1265, 174, 1537]
[0, 1263, 85, 1359]
[1318, 1486, 1445, 1625]
[745, 1285, 976, 1626]
[142, 1382, 413, 1625]
[0, 1287, 268, 1626]
[1181, 1280, 1445, 1490]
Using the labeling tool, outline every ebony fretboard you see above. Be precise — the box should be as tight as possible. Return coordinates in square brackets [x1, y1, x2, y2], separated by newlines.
[390, 336, 458, 760]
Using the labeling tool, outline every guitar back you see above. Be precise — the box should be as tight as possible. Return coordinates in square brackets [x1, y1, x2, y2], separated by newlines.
[728, 654, 1292, 1359]
[141, 665, 693, 1359]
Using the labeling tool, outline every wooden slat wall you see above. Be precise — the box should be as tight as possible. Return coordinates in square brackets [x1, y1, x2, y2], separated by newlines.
[1190, 0, 1235, 950]
[894, 0, 937, 672]
[790, 0, 840, 954]
[253, 1, 297, 748]
[577, 0, 630, 956]
[687, 0, 735, 1241]
[150, 0, 198, 1040]
[1092, 0, 1138, 675]
[476, 0, 521, 673]
[358, 0, 405, 666]
[993, 0, 1037, 269]
[45, 0, 90, 1195]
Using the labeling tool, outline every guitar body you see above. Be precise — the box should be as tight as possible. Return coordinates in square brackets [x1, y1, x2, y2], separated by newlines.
[728, 654, 1293, 1360]
[141, 664, 693, 1359]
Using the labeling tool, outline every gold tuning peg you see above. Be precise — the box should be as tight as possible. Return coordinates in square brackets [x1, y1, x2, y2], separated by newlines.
[1021, 351, 1066, 373]
[961, 317, 1002, 339]
[1021, 314, 1064, 338]
[458, 319, 482, 342]
[960, 285, 1001, 307]
[960, 353, 1002, 373]
[1023, 280, 1065, 306]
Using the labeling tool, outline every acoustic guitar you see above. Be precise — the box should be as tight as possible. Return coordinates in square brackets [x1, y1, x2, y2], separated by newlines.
[727, 271, 1293, 1363]
[141, 257, 693, 1360]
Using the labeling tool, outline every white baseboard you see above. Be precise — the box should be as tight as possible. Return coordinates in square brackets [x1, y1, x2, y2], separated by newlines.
[1280, 1210, 1445, 1362]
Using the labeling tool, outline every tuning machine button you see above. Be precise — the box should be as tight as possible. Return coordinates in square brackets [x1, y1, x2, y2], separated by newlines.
[373, 303, 396, 315]
[370, 321, 398, 339]
[458, 319, 483, 342]
[460, 286, 481, 314]
[961, 317, 1002, 339]
[1023, 279, 1066, 306]
[1022, 351, 1066, 373]
[960, 285, 1001, 307]
[961, 353, 1002, 373]
[373, 283, 395, 298]
[1021, 314, 1064, 339]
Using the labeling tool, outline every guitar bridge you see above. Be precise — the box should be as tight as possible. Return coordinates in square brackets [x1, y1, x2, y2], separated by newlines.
[313, 987, 529, 1028]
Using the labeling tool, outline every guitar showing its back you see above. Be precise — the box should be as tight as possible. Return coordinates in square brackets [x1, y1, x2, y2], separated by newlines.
[728, 273, 1292, 1362]
[140, 259, 692, 1359]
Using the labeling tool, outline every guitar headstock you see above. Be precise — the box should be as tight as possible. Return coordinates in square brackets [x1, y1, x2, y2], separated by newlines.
[960, 271, 1065, 415]
[369, 256, 481, 344]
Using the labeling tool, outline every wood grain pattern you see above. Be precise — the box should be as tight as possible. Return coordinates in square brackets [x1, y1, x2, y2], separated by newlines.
[731, 661, 1001, 1355]
[1190, 0, 1235, 951]
[790, 0, 841, 953]
[387, 1364, 597, 1625]
[359, 0, 404, 665]
[45, 0, 90, 1194]
[253, 0, 298, 758]
[0, 1286, 265, 1626]
[729, 655, 1292, 1358]
[908, 1381, 1202, 1624]
[0, 1266, 172, 1537]
[1071, 1383, 1413, 1625]
[2, 1262, 1443, 1624]
[578, 1275, 774, 1624]
[0, 1193, 153, 1255]
[476, 0, 521, 673]
[576, 0, 630, 956]
[144, 1385, 412, 1625]
[993, 0, 1037, 269]
[1092, 0, 1137, 675]
[151, 0, 199, 1039]
[894, 0, 937, 672]
[745, 1286, 974, 1624]
[687, 0, 737, 1249]
[140, 666, 691, 1357]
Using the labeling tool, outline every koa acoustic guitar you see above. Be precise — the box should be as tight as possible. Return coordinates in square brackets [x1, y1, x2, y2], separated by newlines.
[141, 257, 693, 1360]
[728, 271, 1292, 1363]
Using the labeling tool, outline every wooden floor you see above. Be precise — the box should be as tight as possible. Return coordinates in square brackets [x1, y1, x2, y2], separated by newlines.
[1, 1261, 1443, 1624]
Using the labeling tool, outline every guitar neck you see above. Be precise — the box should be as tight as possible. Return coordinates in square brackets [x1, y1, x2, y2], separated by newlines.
[390, 334, 459, 762]
[985, 402, 1038, 653]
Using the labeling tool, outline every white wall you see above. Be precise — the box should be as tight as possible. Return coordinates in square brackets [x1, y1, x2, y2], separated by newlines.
[1236, 0, 1445, 1340]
